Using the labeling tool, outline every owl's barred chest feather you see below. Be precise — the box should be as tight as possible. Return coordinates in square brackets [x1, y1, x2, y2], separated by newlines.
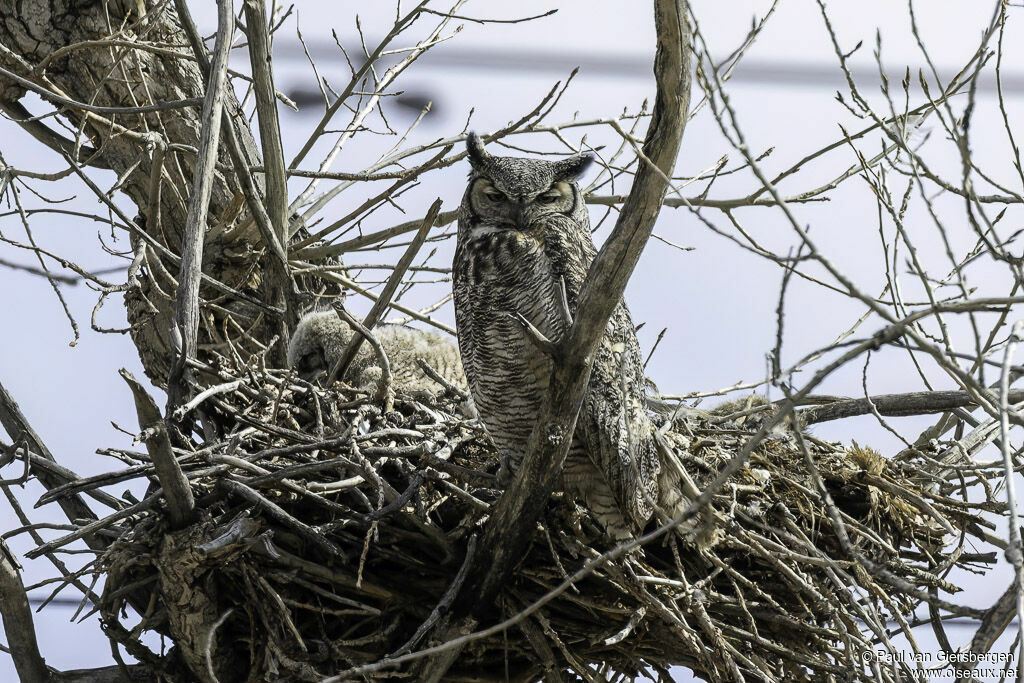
[454, 226, 568, 462]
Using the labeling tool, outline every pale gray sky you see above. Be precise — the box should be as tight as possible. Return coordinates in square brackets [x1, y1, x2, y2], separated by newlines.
[1, 1, 1021, 679]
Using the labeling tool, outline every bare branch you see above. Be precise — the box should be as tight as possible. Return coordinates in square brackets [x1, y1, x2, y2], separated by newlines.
[166, 0, 236, 417]
[0, 379, 100, 546]
[121, 370, 195, 530]
[327, 198, 441, 384]
[453, 0, 692, 637]
[0, 63, 202, 114]
[799, 388, 1024, 425]
[0, 540, 49, 682]
[330, 305, 395, 413]
[243, 0, 289, 257]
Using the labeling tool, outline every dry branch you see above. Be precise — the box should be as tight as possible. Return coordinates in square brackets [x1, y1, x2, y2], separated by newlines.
[454, 0, 693, 623]
[242, 0, 289, 256]
[121, 370, 195, 530]
[799, 388, 1024, 425]
[0, 380, 100, 548]
[0, 540, 48, 682]
[165, 0, 235, 417]
[327, 199, 442, 386]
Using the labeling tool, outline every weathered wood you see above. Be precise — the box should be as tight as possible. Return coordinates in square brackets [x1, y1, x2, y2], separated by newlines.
[242, 0, 289, 256]
[800, 388, 1024, 425]
[165, 0, 235, 417]
[121, 370, 195, 530]
[0, 540, 50, 682]
[456, 0, 692, 617]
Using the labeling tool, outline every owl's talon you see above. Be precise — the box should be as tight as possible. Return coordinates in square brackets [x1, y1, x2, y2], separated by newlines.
[496, 462, 513, 488]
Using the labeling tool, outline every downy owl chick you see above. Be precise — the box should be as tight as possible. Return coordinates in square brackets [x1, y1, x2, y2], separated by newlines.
[452, 133, 662, 538]
[287, 310, 466, 395]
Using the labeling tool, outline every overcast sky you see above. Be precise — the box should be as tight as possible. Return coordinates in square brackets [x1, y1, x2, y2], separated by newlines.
[1, 1, 1022, 679]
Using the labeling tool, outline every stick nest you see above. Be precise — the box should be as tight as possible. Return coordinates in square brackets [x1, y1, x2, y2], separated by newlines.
[49, 359, 996, 682]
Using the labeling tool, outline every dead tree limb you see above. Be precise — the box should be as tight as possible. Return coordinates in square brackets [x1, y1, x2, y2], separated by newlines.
[242, 0, 289, 257]
[799, 389, 1024, 425]
[418, 2, 692, 679]
[0, 539, 49, 682]
[165, 0, 235, 417]
[121, 370, 195, 530]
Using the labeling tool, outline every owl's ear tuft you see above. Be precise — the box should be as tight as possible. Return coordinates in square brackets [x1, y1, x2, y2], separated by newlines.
[466, 132, 490, 171]
[554, 152, 595, 181]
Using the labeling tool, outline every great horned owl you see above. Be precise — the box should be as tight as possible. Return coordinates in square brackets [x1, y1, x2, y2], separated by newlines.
[453, 133, 661, 537]
[287, 311, 466, 395]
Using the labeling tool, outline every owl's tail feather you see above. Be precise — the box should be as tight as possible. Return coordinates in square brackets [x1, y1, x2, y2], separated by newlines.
[652, 431, 720, 548]
[563, 448, 634, 541]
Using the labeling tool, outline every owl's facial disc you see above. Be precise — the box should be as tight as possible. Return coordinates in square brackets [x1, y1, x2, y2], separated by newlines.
[517, 181, 574, 227]
[481, 183, 505, 203]
[470, 179, 508, 218]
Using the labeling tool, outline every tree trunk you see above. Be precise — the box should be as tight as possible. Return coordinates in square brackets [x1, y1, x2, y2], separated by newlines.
[0, 0, 304, 385]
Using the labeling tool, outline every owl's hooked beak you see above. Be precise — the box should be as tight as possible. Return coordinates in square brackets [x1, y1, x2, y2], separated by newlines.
[512, 197, 530, 231]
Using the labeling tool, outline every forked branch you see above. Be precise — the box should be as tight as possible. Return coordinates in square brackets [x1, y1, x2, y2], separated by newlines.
[441, 0, 694, 664]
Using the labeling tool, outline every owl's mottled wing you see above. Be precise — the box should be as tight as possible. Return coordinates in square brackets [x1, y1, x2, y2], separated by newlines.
[579, 306, 660, 527]
[542, 215, 660, 529]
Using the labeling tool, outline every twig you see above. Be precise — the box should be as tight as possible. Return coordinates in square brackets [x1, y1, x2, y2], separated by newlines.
[0, 379, 101, 547]
[392, 534, 478, 656]
[415, 358, 469, 400]
[0, 256, 79, 283]
[204, 608, 234, 683]
[121, 370, 195, 530]
[328, 198, 441, 383]
[292, 209, 458, 260]
[329, 306, 395, 413]
[303, 267, 455, 334]
[172, 379, 245, 422]
[0, 63, 202, 114]
[0, 540, 49, 682]
[220, 479, 348, 560]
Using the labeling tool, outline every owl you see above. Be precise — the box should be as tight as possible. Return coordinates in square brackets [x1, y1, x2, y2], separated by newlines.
[453, 133, 661, 538]
[287, 311, 466, 395]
